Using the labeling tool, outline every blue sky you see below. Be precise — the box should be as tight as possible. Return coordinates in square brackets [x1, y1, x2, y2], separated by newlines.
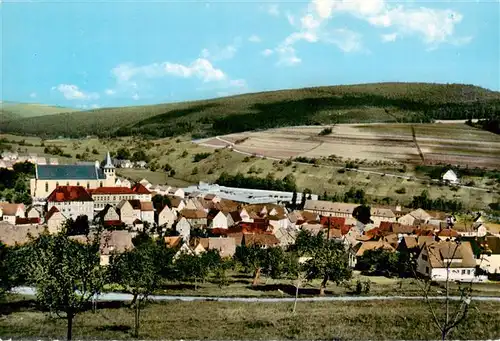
[1, 0, 499, 109]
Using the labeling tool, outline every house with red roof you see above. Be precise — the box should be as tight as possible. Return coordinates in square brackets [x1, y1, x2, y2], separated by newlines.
[0, 203, 26, 225]
[46, 186, 94, 220]
[131, 183, 152, 202]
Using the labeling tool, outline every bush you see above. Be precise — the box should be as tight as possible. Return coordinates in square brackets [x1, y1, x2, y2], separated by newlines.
[191, 167, 198, 175]
[193, 152, 211, 162]
[318, 127, 333, 136]
[92, 148, 99, 155]
[169, 169, 176, 177]
[242, 156, 251, 163]
[395, 187, 406, 194]
[181, 151, 189, 158]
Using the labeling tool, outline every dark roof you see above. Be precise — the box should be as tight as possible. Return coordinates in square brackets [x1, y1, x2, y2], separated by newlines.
[128, 199, 141, 210]
[36, 164, 105, 180]
[320, 216, 346, 229]
[47, 186, 93, 202]
[45, 206, 61, 221]
[15, 217, 40, 225]
[90, 187, 135, 195]
[243, 233, 280, 247]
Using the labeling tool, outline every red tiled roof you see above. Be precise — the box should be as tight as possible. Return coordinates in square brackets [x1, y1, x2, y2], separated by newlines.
[47, 186, 92, 202]
[140, 202, 154, 212]
[89, 187, 135, 195]
[438, 228, 459, 237]
[45, 206, 61, 221]
[15, 217, 40, 225]
[320, 216, 346, 229]
[132, 183, 151, 194]
[0, 203, 25, 216]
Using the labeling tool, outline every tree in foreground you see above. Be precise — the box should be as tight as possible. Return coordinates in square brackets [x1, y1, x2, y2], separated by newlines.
[415, 240, 485, 340]
[174, 250, 222, 289]
[0, 242, 12, 301]
[109, 237, 172, 338]
[234, 245, 268, 286]
[295, 230, 352, 295]
[26, 233, 106, 341]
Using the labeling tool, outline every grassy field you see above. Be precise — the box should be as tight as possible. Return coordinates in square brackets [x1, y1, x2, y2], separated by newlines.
[2, 128, 499, 210]
[1, 297, 499, 340]
[0, 102, 79, 121]
[1, 82, 499, 138]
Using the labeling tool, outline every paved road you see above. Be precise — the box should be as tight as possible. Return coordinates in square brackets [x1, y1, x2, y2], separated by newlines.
[12, 287, 500, 303]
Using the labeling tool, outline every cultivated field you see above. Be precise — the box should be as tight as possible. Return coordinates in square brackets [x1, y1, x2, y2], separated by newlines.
[199, 123, 500, 169]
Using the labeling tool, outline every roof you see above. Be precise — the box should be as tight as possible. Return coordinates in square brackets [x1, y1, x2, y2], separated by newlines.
[15, 217, 41, 225]
[438, 228, 460, 238]
[320, 216, 346, 228]
[243, 233, 280, 247]
[90, 187, 135, 195]
[207, 237, 236, 257]
[485, 236, 500, 255]
[71, 230, 133, 255]
[36, 164, 105, 180]
[103, 152, 114, 169]
[227, 232, 244, 246]
[132, 183, 151, 194]
[140, 201, 154, 212]
[409, 208, 432, 221]
[371, 208, 396, 218]
[426, 241, 475, 268]
[45, 206, 63, 221]
[180, 209, 207, 219]
[304, 200, 359, 214]
[165, 236, 182, 248]
[0, 222, 46, 246]
[47, 186, 93, 202]
[167, 196, 183, 208]
[0, 203, 25, 216]
[355, 240, 396, 257]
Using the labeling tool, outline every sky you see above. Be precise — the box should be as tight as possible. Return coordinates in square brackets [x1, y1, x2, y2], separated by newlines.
[1, 0, 499, 109]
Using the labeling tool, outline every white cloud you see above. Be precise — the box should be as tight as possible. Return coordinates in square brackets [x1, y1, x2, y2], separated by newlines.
[248, 35, 261, 43]
[29, 92, 37, 98]
[276, 45, 301, 66]
[261, 49, 274, 57]
[105, 89, 116, 95]
[310, 0, 469, 46]
[52, 84, 99, 100]
[112, 58, 226, 84]
[200, 37, 242, 61]
[381, 33, 398, 42]
[323, 28, 364, 52]
[286, 12, 296, 25]
[132, 93, 140, 101]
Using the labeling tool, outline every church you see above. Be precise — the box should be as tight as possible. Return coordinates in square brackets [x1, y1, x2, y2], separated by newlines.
[30, 152, 116, 201]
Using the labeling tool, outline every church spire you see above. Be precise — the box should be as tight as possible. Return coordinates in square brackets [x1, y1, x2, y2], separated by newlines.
[104, 151, 114, 169]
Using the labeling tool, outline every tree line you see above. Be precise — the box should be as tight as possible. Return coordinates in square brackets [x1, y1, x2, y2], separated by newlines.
[216, 172, 298, 192]
[0, 161, 35, 205]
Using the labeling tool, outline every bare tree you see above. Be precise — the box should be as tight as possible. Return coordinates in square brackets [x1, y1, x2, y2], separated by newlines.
[415, 239, 484, 341]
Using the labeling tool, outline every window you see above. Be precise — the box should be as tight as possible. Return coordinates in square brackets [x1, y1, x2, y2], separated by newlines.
[56, 182, 59, 187]
[425, 267, 429, 274]
[422, 254, 428, 261]
[462, 270, 466, 275]
[100, 182, 103, 187]
[467, 270, 471, 275]
[66, 182, 69, 186]
[77, 182, 80, 186]
[87, 182, 90, 189]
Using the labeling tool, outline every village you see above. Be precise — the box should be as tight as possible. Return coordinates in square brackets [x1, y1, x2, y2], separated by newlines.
[1, 150, 499, 283]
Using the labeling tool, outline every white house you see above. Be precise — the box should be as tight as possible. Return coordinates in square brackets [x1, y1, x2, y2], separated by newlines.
[46, 186, 94, 220]
[157, 205, 177, 228]
[417, 241, 478, 282]
[442, 170, 459, 185]
[45, 206, 67, 234]
[0, 203, 26, 225]
[208, 210, 229, 229]
[140, 202, 155, 225]
[480, 236, 500, 275]
[175, 217, 191, 242]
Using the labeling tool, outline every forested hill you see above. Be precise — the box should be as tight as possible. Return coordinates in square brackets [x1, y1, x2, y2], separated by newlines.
[1, 82, 499, 139]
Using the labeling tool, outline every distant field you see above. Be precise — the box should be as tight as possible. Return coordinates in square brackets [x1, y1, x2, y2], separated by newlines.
[0, 102, 79, 121]
[1, 297, 499, 340]
[199, 123, 500, 169]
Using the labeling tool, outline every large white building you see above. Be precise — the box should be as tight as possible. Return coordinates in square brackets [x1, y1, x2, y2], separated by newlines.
[46, 186, 94, 220]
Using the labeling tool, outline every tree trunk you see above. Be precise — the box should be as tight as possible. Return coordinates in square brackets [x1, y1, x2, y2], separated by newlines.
[319, 276, 328, 296]
[293, 279, 300, 313]
[252, 267, 262, 286]
[66, 311, 74, 341]
[134, 300, 140, 338]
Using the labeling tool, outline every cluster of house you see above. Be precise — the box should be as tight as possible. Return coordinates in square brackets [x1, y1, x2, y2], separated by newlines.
[112, 159, 147, 169]
[1, 153, 498, 281]
[0, 151, 59, 169]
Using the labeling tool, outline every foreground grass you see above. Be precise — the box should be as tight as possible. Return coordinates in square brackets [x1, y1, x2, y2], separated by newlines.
[1, 298, 499, 340]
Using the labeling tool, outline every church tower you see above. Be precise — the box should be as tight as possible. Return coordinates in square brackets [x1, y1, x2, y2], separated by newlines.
[103, 151, 116, 185]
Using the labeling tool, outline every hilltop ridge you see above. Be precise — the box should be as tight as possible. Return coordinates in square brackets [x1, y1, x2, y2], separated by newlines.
[1, 82, 499, 138]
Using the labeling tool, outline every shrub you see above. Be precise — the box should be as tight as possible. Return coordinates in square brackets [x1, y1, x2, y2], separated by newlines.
[318, 127, 333, 136]
[92, 148, 99, 155]
[395, 187, 406, 194]
[207, 169, 214, 174]
[193, 152, 211, 162]
[243, 156, 251, 163]
[181, 150, 189, 158]
[191, 167, 198, 175]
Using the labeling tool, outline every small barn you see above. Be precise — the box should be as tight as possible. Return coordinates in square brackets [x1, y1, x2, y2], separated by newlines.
[442, 170, 459, 185]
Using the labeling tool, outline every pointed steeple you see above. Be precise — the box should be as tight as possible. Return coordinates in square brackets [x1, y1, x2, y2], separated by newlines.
[104, 151, 114, 169]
